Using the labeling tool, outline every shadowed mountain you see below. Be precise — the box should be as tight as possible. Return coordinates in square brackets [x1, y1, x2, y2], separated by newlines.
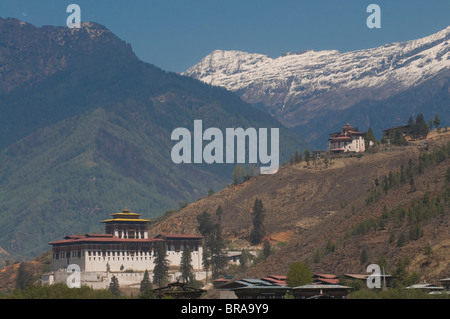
[0, 18, 306, 261]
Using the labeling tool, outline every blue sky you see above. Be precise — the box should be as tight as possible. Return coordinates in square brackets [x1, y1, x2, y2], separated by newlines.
[1, 0, 449, 72]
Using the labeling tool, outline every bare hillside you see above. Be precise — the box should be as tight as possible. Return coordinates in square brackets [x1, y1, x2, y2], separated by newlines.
[149, 130, 450, 282]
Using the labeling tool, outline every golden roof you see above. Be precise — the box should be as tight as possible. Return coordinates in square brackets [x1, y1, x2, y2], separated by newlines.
[100, 208, 152, 223]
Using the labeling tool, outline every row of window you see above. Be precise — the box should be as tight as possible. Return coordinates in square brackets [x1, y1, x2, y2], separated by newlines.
[89, 256, 151, 262]
[54, 247, 200, 260]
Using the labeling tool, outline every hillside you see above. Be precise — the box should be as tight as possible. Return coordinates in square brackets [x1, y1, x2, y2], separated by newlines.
[0, 18, 306, 263]
[149, 130, 450, 282]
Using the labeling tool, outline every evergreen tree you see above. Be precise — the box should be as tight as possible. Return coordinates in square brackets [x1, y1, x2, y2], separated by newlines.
[409, 223, 423, 241]
[109, 275, 120, 297]
[140, 270, 152, 293]
[392, 129, 408, 146]
[198, 209, 227, 280]
[295, 151, 302, 163]
[434, 114, 441, 131]
[240, 249, 252, 272]
[304, 148, 311, 164]
[16, 262, 34, 290]
[409, 176, 416, 193]
[180, 246, 195, 284]
[446, 167, 450, 183]
[263, 240, 271, 260]
[360, 249, 368, 265]
[412, 113, 429, 139]
[250, 198, 265, 245]
[215, 205, 223, 226]
[153, 242, 169, 287]
[197, 211, 215, 236]
[400, 164, 406, 185]
[207, 225, 227, 279]
[365, 127, 377, 148]
[408, 114, 414, 126]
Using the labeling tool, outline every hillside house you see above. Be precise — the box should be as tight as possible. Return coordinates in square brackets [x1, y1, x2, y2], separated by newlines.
[329, 124, 366, 153]
[382, 124, 412, 140]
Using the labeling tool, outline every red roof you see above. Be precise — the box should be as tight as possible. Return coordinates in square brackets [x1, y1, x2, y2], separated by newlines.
[155, 234, 204, 240]
[212, 278, 230, 282]
[329, 136, 352, 141]
[314, 274, 338, 279]
[315, 278, 340, 285]
[49, 233, 164, 245]
[345, 274, 368, 280]
[262, 275, 287, 286]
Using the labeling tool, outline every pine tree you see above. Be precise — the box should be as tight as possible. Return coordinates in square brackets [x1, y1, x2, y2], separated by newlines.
[400, 164, 406, 185]
[180, 246, 195, 284]
[250, 198, 265, 245]
[414, 113, 429, 138]
[198, 209, 227, 280]
[197, 211, 215, 236]
[215, 205, 223, 226]
[153, 242, 169, 287]
[263, 240, 271, 260]
[434, 114, 441, 131]
[240, 249, 252, 271]
[207, 225, 227, 279]
[16, 262, 34, 290]
[365, 127, 377, 147]
[392, 129, 408, 146]
[446, 167, 450, 183]
[140, 270, 152, 293]
[304, 148, 311, 164]
[109, 275, 120, 297]
[360, 249, 368, 265]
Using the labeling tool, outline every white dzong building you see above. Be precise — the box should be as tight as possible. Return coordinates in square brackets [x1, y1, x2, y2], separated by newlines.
[45, 208, 204, 288]
[329, 124, 366, 153]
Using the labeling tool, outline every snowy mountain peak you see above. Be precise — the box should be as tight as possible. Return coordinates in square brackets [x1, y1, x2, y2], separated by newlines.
[183, 26, 450, 129]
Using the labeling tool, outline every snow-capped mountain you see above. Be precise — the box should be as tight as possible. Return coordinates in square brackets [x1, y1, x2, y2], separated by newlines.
[183, 26, 450, 146]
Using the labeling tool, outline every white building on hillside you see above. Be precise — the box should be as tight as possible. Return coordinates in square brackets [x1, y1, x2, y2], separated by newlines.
[329, 124, 366, 153]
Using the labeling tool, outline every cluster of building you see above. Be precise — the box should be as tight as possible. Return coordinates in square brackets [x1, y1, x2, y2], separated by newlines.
[213, 273, 450, 299]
